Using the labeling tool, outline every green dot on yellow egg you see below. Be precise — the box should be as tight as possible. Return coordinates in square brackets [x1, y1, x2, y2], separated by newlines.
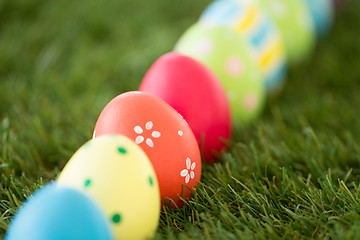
[117, 147, 127, 154]
[111, 213, 122, 224]
[84, 179, 91, 187]
[149, 176, 154, 187]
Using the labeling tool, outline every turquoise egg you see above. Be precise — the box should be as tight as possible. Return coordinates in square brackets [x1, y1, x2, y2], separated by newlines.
[5, 183, 113, 240]
[302, 0, 334, 38]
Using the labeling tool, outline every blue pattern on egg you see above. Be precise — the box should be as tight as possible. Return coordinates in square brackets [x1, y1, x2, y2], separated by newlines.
[250, 20, 271, 47]
[202, 0, 243, 26]
[265, 62, 287, 93]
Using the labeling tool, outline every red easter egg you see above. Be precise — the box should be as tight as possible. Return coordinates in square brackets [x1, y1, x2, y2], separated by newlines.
[140, 52, 232, 162]
[93, 91, 201, 207]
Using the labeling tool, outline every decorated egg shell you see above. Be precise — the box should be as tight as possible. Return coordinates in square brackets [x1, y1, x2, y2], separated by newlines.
[92, 92, 201, 208]
[140, 52, 231, 163]
[5, 183, 113, 240]
[175, 24, 265, 123]
[302, 0, 334, 38]
[258, 0, 315, 64]
[57, 135, 160, 240]
[200, 0, 287, 95]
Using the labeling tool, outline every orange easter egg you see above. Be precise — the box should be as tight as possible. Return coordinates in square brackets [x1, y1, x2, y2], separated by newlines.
[93, 91, 201, 208]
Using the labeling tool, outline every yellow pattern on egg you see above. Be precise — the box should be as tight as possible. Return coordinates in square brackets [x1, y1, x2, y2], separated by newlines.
[236, 5, 257, 32]
[260, 40, 284, 71]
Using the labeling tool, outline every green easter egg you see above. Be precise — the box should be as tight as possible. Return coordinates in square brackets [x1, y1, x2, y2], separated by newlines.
[175, 23, 265, 123]
[259, 0, 315, 64]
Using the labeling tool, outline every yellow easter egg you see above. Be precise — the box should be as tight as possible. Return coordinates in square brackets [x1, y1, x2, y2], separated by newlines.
[57, 135, 160, 240]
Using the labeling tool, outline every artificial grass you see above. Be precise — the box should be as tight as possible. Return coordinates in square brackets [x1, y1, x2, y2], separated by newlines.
[1, 0, 360, 239]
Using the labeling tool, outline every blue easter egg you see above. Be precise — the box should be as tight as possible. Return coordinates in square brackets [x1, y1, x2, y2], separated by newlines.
[302, 0, 334, 38]
[5, 183, 113, 240]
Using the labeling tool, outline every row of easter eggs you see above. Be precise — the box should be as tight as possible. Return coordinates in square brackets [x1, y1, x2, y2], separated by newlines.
[6, 0, 338, 239]
[143, 0, 335, 161]
[6, 92, 203, 240]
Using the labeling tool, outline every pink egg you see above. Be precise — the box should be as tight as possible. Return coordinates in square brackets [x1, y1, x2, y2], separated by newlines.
[140, 52, 232, 162]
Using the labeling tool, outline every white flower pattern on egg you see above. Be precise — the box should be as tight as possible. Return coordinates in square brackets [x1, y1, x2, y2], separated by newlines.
[180, 157, 196, 184]
[134, 121, 161, 148]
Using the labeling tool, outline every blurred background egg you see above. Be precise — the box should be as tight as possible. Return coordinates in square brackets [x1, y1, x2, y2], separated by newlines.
[140, 52, 231, 162]
[57, 135, 160, 240]
[258, 0, 315, 64]
[5, 183, 113, 240]
[92, 92, 201, 208]
[333, 0, 347, 8]
[175, 24, 265, 123]
[302, 0, 334, 38]
[200, 0, 287, 95]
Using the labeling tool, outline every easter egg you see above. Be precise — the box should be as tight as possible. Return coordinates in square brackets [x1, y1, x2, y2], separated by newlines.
[258, 0, 315, 64]
[92, 92, 201, 207]
[140, 52, 231, 162]
[5, 183, 113, 240]
[200, 0, 287, 95]
[302, 0, 334, 38]
[58, 135, 160, 240]
[175, 24, 265, 123]
[333, 0, 347, 8]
